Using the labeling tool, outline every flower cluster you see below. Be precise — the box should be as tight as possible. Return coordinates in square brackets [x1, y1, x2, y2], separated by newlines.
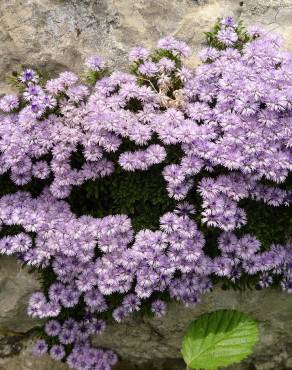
[0, 190, 291, 368]
[0, 17, 291, 370]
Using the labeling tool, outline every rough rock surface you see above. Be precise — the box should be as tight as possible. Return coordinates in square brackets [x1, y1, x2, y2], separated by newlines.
[1, 0, 292, 93]
[0, 0, 292, 369]
[0, 339, 68, 370]
[93, 287, 292, 370]
[0, 256, 40, 333]
[0, 276, 291, 370]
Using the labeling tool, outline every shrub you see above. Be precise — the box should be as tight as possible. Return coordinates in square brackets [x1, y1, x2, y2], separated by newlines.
[0, 17, 291, 369]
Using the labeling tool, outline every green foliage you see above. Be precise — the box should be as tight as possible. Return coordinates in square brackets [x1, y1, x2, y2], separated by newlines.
[69, 140, 182, 231]
[81, 68, 111, 85]
[151, 48, 182, 68]
[6, 66, 50, 90]
[181, 310, 259, 370]
[205, 19, 251, 51]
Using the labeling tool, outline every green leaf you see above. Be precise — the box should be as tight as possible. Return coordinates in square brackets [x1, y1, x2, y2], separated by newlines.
[181, 309, 259, 370]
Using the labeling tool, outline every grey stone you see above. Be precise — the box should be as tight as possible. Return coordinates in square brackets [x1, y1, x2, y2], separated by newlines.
[93, 287, 292, 369]
[0, 256, 41, 333]
[1, 0, 292, 94]
[0, 339, 68, 370]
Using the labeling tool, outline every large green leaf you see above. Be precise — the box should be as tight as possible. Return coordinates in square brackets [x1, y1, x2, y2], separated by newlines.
[181, 309, 259, 370]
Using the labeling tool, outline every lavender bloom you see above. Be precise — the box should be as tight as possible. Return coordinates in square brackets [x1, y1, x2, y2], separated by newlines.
[157, 37, 191, 57]
[247, 25, 265, 38]
[174, 202, 195, 216]
[138, 61, 158, 77]
[119, 145, 166, 171]
[32, 161, 51, 179]
[281, 278, 292, 293]
[217, 27, 238, 46]
[45, 320, 61, 336]
[67, 85, 89, 103]
[45, 78, 66, 95]
[91, 319, 106, 335]
[104, 350, 118, 366]
[128, 47, 149, 62]
[151, 300, 167, 317]
[58, 71, 78, 87]
[258, 274, 273, 288]
[122, 294, 141, 312]
[32, 340, 48, 357]
[62, 318, 79, 333]
[85, 55, 106, 71]
[50, 344, 65, 361]
[112, 306, 130, 322]
[221, 17, 235, 27]
[48, 283, 65, 302]
[23, 85, 43, 101]
[0, 94, 19, 112]
[158, 57, 176, 72]
[198, 47, 220, 62]
[59, 328, 76, 344]
[236, 235, 261, 259]
[28, 292, 47, 309]
[19, 69, 39, 84]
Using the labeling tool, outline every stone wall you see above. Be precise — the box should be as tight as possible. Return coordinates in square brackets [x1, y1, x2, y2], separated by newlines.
[1, 0, 292, 93]
[0, 257, 292, 370]
[0, 1, 292, 369]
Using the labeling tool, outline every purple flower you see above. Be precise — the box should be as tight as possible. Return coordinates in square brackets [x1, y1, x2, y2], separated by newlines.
[28, 292, 47, 309]
[221, 17, 235, 27]
[236, 235, 261, 259]
[138, 61, 158, 77]
[23, 85, 43, 101]
[213, 257, 234, 276]
[258, 274, 273, 288]
[59, 329, 76, 345]
[217, 27, 238, 46]
[128, 47, 149, 62]
[62, 318, 79, 332]
[85, 55, 106, 71]
[157, 36, 177, 50]
[48, 283, 65, 302]
[45, 78, 65, 94]
[174, 202, 195, 217]
[151, 300, 167, 317]
[32, 161, 50, 179]
[158, 57, 175, 72]
[157, 37, 191, 57]
[45, 320, 61, 336]
[67, 85, 89, 103]
[247, 25, 265, 38]
[112, 306, 130, 322]
[60, 288, 80, 308]
[32, 340, 48, 357]
[281, 278, 292, 293]
[122, 294, 140, 312]
[0, 95, 19, 112]
[19, 69, 39, 84]
[198, 47, 220, 62]
[50, 344, 65, 361]
[58, 71, 78, 87]
[91, 319, 106, 335]
[104, 350, 118, 366]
